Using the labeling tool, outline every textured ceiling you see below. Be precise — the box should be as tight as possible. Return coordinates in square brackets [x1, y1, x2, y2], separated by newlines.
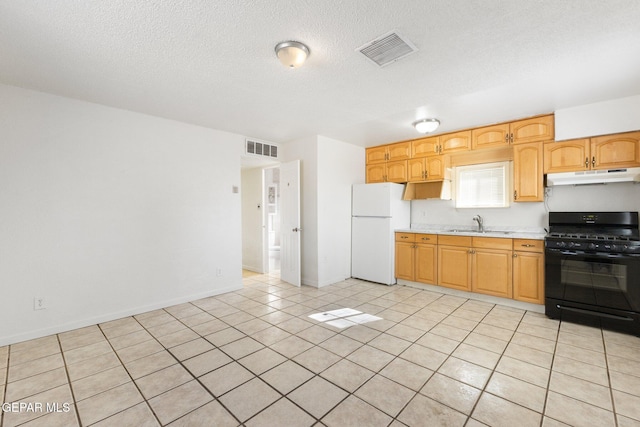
[1, 0, 640, 147]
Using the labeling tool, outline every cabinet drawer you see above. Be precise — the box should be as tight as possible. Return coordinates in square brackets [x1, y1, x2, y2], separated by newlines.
[415, 234, 437, 244]
[513, 239, 543, 253]
[438, 235, 472, 247]
[395, 232, 415, 242]
[472, 236, 512, 250]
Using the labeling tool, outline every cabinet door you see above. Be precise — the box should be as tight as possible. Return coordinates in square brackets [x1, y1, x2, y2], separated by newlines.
[513, 142, 543, 202]
[366, 163, 386, 183]
[416, 243, 437, 285]
[395, 242, 415, 281]
[386, 160, 408, 183]
[543, 139, 590, 173]
[471, 124, 510, 150]
[408, 158, 426, 182]
[425, 156, 447, 181]
[366, 146, 388, 164]
[513, 251, 544, 304]
[388, 141, 411, 161]
[440, 131, 471, 154]
[412, 136, 440, 157]
[591, 131, 640, 170]
[472, 248, 513, 298]
[510, 115, 554, 144]
[438, 245, 471, 291]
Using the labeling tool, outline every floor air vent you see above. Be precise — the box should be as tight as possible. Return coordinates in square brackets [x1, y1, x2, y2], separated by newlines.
[246, 139, 279, 159]
[357, 31, 418, 67]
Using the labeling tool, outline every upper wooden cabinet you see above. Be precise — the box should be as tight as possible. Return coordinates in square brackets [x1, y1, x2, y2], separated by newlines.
[514, 142, 544, 202]
[471, 124, 511, 150]
[543, 139, 589, 173]
[365, 141, 410, 183]
[440, 131, 472, 154]
[407, 156, 448, 182]
[411, 132, 471, 157]
[411, 136, 440, 157]
[366, 142, 411, 164]
[471, 115, 554, 149]
[367, 160, 408, 183]
[386, 160, 408, 183]
[591, 131, 640, 169]
[544, 131, 640, 173]
[510, 115, 554, 145]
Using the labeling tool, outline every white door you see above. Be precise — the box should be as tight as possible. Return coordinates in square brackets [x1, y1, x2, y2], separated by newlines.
[280, 160, 301, 286]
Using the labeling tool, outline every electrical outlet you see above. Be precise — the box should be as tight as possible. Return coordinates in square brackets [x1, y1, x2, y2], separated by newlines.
[34, 297, 46, 310]
[216, 268, 222, 277]
[545, 187, 553, 197]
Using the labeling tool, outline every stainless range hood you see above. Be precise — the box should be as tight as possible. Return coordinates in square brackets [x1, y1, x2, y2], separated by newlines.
[546, 167, 640, 186]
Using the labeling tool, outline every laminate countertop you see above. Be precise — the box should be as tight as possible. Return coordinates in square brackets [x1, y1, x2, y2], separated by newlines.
[396, 225, 546, 240]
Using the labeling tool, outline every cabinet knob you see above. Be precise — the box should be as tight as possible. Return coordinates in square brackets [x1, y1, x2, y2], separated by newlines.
[592, 156, 596, 167]
[585, 157, 589, 168]
[401, 236, 408, 239]
[513, 253, 518, 258]
[521, 244, 535, 247]
[514, 190, 518, 200]
[421, 237, 430, 241]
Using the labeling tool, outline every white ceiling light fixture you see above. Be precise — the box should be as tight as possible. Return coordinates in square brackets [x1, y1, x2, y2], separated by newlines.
[413, 118, 440, 134]
[275, 41, 310, 68]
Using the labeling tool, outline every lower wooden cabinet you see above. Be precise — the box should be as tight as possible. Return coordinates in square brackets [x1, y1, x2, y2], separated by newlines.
[395, 237, 415, 281]
[512, 239, 545, 304]
[437, 235, 472, 291]
[395, 233, 437, 284]
[471, 237, 513, 298]
[396, 233, 544, 304]
[415, 237, 437, 284]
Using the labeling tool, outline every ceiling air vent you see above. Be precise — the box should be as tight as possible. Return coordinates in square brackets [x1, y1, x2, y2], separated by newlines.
[246, 139, 279, 159]
[357, 31, 418, 67]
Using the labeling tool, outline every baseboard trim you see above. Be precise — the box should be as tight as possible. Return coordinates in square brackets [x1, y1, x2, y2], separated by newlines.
[0, 283, 242, 347]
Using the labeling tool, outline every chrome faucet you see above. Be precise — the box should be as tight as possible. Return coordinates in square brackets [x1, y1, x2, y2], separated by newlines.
[473, 215, 484, 233]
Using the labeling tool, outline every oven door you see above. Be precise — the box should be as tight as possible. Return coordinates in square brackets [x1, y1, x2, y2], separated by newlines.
[546, 248, 640, 313]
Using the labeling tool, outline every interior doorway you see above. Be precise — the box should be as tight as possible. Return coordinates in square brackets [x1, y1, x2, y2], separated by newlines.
[264, 166, 281, 274]
[241, 164, 281, 277]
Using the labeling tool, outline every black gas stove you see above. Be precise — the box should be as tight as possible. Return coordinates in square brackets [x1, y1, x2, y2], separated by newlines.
[545, 212, 640, 254]
[545, 211, 640, 336]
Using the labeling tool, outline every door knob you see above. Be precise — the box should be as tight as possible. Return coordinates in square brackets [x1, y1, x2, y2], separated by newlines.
[292, 227, 301, 232]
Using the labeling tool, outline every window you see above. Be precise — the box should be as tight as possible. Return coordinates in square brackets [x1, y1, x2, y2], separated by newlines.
[455, 162, 511, 208]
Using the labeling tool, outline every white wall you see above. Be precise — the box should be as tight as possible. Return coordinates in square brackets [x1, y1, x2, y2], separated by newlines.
[555, 94, 640, 140]
[283, 135, 365, 287]
[241, 167, 264, 272]
[0, 84, 243, 346]
[317, 136, 365, 286]
[412, 184, 640, 229]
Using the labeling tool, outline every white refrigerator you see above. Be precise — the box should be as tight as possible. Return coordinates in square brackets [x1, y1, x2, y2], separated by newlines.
[351, 183, 410, 285]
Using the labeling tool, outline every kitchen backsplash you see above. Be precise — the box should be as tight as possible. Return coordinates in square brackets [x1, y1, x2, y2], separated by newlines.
[411, 182, 640, 229]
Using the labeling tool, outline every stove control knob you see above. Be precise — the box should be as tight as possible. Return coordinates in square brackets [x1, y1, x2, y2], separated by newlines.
[557, 241, 566, 248]
[610, 244, 618, 252]
[588, 243, 597, 250]
[568, 242, 575, 248]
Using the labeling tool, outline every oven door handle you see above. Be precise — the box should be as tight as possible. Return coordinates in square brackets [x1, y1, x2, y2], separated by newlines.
[548, 248, 629, 259]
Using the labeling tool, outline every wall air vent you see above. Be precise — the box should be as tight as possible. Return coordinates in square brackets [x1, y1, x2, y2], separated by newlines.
[357, 31, 418, 67]
[245, 139, 279, 159]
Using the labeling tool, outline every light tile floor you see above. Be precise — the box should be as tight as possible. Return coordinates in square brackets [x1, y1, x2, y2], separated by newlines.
[2, 272, 640, 426]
